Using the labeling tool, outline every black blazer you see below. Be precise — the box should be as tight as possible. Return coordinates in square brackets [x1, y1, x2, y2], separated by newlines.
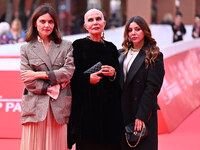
[119, 48, 165, 150]
[192, 26, 200, 38]
[171, 22, 186, 42]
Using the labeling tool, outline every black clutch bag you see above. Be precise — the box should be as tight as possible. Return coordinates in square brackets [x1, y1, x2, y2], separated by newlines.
[84, 62, 103, 74]
[125, 122, 148, 147]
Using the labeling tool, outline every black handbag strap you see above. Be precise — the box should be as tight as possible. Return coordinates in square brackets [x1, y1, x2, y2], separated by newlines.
[125, 127, 144, 148]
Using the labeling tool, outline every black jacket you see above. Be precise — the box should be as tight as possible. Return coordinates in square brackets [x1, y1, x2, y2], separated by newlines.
[68, 37, 123, 149]
[192, 26, 200, 38]
[171, 22, 186, 42]
[119, 48, 165, 150]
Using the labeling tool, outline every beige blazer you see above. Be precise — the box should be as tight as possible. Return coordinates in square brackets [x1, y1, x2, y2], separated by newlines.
[20, 39, 75, 125]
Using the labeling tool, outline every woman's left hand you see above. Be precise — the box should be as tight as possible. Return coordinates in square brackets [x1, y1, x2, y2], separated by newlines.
[134, 118, 146, 132]
[101, 65, 115, 77]
[21, 70, 37, 82]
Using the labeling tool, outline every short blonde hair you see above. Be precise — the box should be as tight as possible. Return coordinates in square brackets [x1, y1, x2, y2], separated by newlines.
[84, 8, 104, 23]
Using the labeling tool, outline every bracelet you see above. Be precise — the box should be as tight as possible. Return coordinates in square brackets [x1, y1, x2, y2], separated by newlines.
[109, 71, 117, 81]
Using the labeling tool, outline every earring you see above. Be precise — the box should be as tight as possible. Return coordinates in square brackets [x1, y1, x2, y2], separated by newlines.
[101, 31, 105, 39]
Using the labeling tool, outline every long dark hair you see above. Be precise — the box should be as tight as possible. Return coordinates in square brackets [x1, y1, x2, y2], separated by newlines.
[122, 16, 160, 68]
[25, 3, 62, 44]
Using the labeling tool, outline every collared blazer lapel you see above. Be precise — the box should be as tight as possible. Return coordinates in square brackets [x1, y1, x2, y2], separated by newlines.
[48, 41, 61, 66]
[119, 51, 126, 89]
[31, 40, 61, 70]
[124, 49, 146, 88]
[31, 40, 52, 70]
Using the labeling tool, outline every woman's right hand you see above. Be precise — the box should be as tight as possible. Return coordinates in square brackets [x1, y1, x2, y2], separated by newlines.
[21, 70, 48, 82]
[21, 70, 37, 83]
[134, 118, 146, 132]
[90, 71, 103, 84]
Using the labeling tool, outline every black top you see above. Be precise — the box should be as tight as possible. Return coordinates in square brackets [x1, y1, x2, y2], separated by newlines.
[192, 26, 200, 38]
[171, 22, 186, 42]
[68, 37, 123, 148]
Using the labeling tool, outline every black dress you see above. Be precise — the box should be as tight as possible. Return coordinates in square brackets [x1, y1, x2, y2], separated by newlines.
[68, 37, 123, 150]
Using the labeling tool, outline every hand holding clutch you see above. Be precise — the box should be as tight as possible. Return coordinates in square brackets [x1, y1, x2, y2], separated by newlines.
[84, 62, 103, 74]
[125, 122, 148, 147]
[84, 62, 103, 84]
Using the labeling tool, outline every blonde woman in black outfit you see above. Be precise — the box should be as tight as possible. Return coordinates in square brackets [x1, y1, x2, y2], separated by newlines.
[68, 9, 123, 150]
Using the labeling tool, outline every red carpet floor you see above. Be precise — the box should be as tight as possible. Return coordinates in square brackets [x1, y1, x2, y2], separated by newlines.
[1, 107, 200, 150]
[158, 106, 200, 150]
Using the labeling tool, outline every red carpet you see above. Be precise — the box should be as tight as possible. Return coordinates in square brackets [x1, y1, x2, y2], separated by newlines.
[158, 106, 200, 150]
[0, 107, 200, 150]
[0, 138, 21, 150]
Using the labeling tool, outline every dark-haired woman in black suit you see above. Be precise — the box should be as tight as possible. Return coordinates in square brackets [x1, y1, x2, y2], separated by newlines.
[119, 16, 165, 150]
